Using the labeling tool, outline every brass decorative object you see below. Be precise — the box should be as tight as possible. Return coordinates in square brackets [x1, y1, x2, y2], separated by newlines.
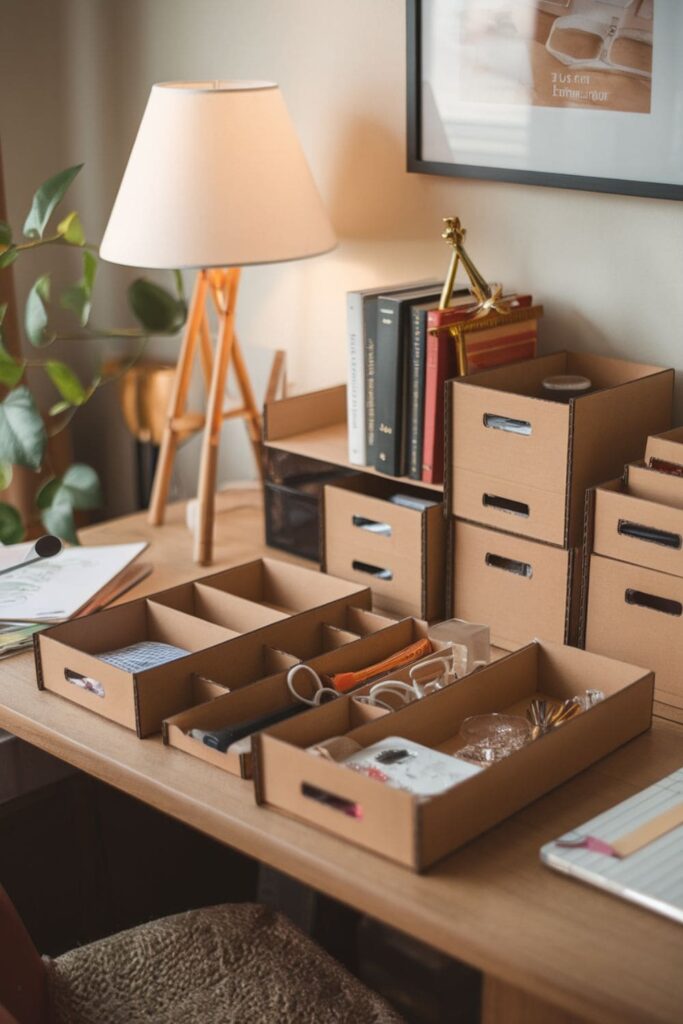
[439, 216, 509, 315]
[526, 698, 582, 739]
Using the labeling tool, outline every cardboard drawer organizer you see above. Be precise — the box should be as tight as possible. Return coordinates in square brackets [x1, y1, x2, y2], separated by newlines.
[447, 351, 674, 647]
[583, 431, 683, 722]
[254, 640, 653, 870]
[34, 558, 373, 737]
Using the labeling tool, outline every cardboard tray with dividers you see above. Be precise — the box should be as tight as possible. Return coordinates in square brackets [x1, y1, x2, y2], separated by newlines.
[33, 557, 372, 737]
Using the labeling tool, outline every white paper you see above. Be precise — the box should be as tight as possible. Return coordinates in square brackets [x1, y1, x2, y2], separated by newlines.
[0, 542, 148, 622]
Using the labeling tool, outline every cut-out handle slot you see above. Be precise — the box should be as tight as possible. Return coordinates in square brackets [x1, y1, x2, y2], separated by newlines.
[483, 494, 530, 518]
[64, 669, 105, 698]
[625, 589, 682, 616]
[301, 783, 363, 819]
[352, 515, 392, 537]
[483, 413, 532, 436]
[485, 553, 533, 578]
[352, 560, 393, 581]
[618, 520, 682, 549]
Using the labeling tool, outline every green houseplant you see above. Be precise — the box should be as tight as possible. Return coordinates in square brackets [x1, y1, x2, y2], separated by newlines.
[0, 164, 186, 544]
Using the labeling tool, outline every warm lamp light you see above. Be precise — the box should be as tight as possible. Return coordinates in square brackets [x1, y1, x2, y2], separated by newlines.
[101, 80, 336, 564]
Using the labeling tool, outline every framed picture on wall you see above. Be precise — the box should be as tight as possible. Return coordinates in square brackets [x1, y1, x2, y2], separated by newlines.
[407, 0, 683, 200]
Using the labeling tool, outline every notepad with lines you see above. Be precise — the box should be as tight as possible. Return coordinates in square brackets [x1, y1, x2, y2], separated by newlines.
[541, 767, 683, 925]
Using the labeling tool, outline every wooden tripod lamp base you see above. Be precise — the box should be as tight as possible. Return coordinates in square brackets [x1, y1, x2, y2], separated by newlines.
[147, 267, 263, 565]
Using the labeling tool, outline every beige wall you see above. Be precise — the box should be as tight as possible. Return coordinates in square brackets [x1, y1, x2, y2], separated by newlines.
[2, 0, 683, 517]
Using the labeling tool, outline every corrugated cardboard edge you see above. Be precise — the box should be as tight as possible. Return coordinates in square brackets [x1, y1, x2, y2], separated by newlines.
[563, 398, 576, 548]
[579, 486, 597, 648]
[445, 515, 456, 619]
[444, 378, 455, 517]
[33, 633, 45, 690]
[252, 731, 266, 804]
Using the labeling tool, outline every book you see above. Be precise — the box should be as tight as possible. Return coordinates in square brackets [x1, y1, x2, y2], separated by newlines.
[407, 289, 474, 481]
[374, 285, 442, 477]
[0, 541, 148, 623]
[345, 279, 436, 466]
[421, 320, 458, 485]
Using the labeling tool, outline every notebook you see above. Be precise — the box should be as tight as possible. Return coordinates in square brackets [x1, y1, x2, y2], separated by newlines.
[541, 767, 683, 925]
[0, 542, 148, 623]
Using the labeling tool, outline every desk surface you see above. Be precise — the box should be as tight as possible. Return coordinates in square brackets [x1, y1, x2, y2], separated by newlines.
[1, 490, 682, 1024]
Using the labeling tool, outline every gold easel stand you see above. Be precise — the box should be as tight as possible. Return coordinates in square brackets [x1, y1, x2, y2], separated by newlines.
[148, 267, 262, 565]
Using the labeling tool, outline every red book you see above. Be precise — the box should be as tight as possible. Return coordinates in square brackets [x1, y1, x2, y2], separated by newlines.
[421, 326, 457, 485]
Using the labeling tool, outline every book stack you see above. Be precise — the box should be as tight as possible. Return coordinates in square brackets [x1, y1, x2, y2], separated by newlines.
[346, 281, 541, 485]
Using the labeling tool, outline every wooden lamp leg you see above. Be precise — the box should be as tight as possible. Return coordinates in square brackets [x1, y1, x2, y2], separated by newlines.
[194, 269, 240, 565]
[148, 271, 208, 525]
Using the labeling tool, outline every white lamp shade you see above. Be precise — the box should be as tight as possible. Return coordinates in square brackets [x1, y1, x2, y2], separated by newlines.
[100, 81, 337, 269]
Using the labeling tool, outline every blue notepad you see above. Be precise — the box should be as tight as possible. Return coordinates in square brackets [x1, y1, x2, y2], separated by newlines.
[541, 767, 683, 925]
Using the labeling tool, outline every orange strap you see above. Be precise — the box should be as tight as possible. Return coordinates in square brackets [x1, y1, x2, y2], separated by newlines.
[331, 639, 432, 694]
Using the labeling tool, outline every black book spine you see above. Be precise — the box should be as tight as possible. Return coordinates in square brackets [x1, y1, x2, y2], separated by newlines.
[364, 297, 379, 465]
[374, 296, 404, 476]
[407, 305, 428, 480]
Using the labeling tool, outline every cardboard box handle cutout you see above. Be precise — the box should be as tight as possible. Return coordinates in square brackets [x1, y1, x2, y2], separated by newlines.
[65, 668, 105, 698]
[483, 494, 530, 518]
[485, 553, 533, 578]
[301, 782, 363, 819]
[483, 413, 532, 436]
[625, 588, 682, 617]
[352, 515, 392, 538]
[617, 519, 682, 550]
[352, 560, 394, 582]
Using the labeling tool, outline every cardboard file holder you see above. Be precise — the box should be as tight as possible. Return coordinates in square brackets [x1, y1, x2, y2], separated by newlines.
[254, 640, 653, 870]
[447, 351, 673, 547]
[34, 558, 371, 737]
[323, 476, 446, 620]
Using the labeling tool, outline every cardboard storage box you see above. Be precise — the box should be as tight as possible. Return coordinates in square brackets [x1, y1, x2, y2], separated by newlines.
[645, 425, 683, 468]
[164, 614, 437, 778]
[35, 559, 371, 736]
[253, 640, 653, 870]
[583, 554, 683, 717]
[451, 519, 582, 649]
[588, 474, 683, 577]
[583, 471, 683, 719]
[323, 477, 446, 620]
[447, 351, 673, 547]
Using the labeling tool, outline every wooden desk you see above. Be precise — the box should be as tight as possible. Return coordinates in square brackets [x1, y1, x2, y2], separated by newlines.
[1, 489, 682, 1024]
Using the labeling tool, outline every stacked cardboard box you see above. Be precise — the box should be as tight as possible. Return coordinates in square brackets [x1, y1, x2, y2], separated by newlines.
[446, 352, 674, 649]
[583, 427, 683, 723]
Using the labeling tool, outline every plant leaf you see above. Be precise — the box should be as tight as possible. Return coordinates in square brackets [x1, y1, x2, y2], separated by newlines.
[0, 462, 13, 491]
[128, 278, 186, 334]
[0, 248, 18, 269]
[0, 302, 6, 328]
[23, 164, 83, 240]
[60, 250, 97, 326]
[0, 222, 11, 249]
[36, 477, 60, 510]
[60, 463, 102, 509]
[0, 502, 24, 544]
[57, 210, 85, 246]
[0, 339, 25, 389]
[0, 386, 47, 470]
[40, 499, 78, 545]
[25, 273, 55, 346]
[44, 361, 86, 406]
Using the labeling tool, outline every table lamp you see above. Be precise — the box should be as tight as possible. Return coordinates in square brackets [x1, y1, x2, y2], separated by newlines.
[100, 81, 336, 564]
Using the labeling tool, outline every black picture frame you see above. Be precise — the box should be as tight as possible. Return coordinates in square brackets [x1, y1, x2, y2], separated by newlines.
[406, 0, 683, 201]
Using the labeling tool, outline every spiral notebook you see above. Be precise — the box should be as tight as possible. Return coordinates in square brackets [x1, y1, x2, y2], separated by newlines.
[541, 767, 683, 925]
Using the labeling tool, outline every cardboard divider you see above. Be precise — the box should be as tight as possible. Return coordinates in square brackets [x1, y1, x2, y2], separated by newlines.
[626, 462, 683, 510]
[449, 351, 674, 547]
[323, 477, 446, 620]
[200, 557, 365, 614]
[253, 640, 653, 870]
[452, 519, 580, 648]
[152, 581, 289, 631]
[163, 618, 433, 778]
